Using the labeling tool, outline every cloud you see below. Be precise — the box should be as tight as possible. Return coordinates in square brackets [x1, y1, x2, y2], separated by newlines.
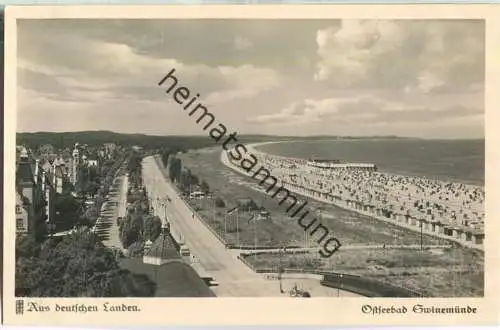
[246, 101, 311, 125]
[247, 97, 355, 125]
[247, 95, 483, 127]
[204, 65, 280, 104]
[314, 20, 484, 93]
[18, 30, 281, 107]
[16, 19, 484, 138]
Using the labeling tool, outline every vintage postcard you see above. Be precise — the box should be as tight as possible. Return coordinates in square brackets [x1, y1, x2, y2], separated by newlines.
[3, 4, 500, 326]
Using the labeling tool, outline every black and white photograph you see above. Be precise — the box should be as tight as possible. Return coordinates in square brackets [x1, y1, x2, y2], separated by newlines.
[4, 4, 499, 326]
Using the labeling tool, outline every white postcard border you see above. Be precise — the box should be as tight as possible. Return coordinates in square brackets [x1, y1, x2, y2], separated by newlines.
[3, 4, 500, 326]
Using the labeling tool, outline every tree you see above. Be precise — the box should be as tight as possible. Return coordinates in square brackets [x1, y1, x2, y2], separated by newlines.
[62, 180, 74, 194]
[144, 215, 162, 241]
[215, 197, 225, 208]
[82, 181, 99, 197]
[127, 241, 145, 258]
[190, 173, 199, 186]
[119, 212, 144, 248]
[179, 170, 191, 192]
[200, 181, 210, 194]
[161, 149, 171, 167]
[238, 198, 259, 212]
[54, 193, 82, 231]
[168, 157, 182, 183]
[15, 229, 157, 297]
[15, 235, 40, 261]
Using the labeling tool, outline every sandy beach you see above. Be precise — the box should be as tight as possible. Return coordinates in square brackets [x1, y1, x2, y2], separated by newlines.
[221, 141, 485, 251]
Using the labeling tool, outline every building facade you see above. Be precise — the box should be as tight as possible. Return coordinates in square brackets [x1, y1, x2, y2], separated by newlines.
[15, 147, 56, 236]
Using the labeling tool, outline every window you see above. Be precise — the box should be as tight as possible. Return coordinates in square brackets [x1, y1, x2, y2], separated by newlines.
[15, 205, 21, 214]
[16, 218, 25, 231]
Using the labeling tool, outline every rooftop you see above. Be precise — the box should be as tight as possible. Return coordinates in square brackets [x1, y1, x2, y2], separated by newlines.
[120, 258, 215, 297]
[144, 231, 180, 261]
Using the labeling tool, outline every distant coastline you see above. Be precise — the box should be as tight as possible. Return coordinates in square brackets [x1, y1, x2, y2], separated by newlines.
[17, 130, 485, 141]
[253, 139, 484, 187]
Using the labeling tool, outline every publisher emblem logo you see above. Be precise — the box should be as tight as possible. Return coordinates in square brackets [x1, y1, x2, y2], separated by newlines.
[15, 300, 24, 315]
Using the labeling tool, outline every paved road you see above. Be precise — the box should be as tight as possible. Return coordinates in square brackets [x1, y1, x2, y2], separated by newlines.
[96, 172, 128, 251]
[142, 156, 361, 297]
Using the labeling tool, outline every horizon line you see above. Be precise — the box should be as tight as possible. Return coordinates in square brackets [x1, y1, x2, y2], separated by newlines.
[15, 130, 485, 141]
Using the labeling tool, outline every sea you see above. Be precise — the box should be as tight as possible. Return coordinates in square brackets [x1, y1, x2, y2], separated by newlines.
[255, 139, 485, 186]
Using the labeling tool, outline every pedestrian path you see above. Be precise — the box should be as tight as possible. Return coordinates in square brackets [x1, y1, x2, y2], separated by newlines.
[96, 173, 128, 251]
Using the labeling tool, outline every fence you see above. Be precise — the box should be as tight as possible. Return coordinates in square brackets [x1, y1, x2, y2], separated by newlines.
[153, 155, 228, 245]
[237, 255, 424, 297]
[320, 273, 424, 297]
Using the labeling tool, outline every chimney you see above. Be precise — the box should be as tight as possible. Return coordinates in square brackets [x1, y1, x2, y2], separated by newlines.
[34, 159, 39, 184]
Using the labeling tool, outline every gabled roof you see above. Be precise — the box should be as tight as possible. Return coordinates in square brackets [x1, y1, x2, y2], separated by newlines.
[143, 230, 180, 261]
[41, 160, 52, 173]
[120, 259, 215, 297]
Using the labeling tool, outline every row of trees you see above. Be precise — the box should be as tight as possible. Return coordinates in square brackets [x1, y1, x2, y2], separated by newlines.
[168, 157, 182, 183]
[120, 212, 163, 256]
[16, 230, 157, 297]
[82, 154, 127, 226]
[128, 152, 143, 189]
[17, 131, 215, 151]
[237, 198, 261, 212]
[48, 153, 126, 234]
[119, 152, 163, 255]
[53, 193, 85, 231]
[76, 164, 100, 198]
[168, 157, 209, 195]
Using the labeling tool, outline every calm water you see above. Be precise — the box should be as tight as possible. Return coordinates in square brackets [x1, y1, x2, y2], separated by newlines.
[256, 139, 485, 186]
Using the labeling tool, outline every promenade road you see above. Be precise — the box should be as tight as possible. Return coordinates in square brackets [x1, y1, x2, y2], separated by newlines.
[99, 173, 128, 251]
[142, 156, 361, 297]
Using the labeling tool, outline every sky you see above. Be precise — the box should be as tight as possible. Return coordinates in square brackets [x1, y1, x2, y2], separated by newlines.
[17, 19, 485, 138]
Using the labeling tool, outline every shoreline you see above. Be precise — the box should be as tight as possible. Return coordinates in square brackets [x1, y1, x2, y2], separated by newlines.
[251, 140, 484, 188]
[220, 142, 485, 252]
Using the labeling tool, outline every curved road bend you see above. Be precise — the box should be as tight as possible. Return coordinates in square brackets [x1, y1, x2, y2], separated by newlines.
[142, 156, 361, 297]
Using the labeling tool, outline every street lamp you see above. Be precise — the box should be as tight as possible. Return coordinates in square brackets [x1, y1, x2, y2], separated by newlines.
[224, 213, 227, 240]
[236, 209, 240, 247]
[338, 274, 343, 297]
[212, 196, 216, 223]
[253, 214, 257, 253]
[162, 202, 167, 222]
[420, 219, 423, 252]
[279, 246, 285, 294]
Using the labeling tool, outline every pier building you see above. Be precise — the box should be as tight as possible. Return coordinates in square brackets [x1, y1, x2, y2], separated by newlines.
[307, 159, 377, 171]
